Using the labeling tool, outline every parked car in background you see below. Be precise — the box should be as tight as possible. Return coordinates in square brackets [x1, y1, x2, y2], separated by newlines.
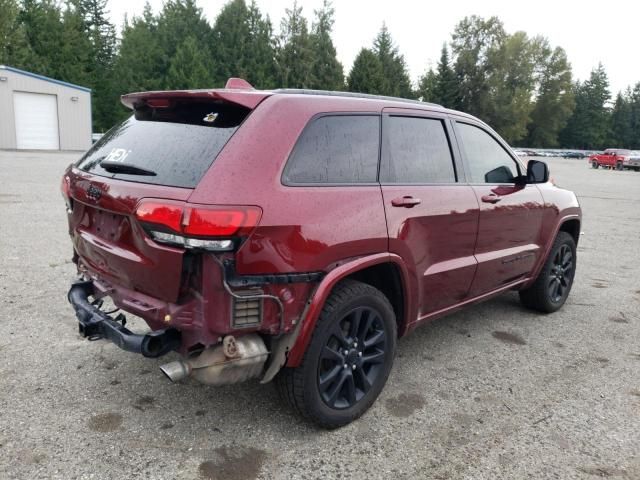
[62, 79, 582, 428]
[627, 151, 640, 171]
[589, 149, 632, 170]
[562, 151, 585, 159]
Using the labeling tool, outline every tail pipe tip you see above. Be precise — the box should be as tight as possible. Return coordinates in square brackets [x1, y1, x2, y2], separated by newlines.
[159, 361, 191, 382]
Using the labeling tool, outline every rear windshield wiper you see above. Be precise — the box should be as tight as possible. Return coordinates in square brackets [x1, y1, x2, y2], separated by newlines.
[100, 161, 157, 176]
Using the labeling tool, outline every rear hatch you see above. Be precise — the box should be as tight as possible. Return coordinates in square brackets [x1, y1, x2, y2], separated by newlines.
[64, 92, 264, 303]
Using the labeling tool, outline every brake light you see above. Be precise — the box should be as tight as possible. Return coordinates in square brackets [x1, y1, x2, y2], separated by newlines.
[146, 98, 171, 108]
[134, 199, 261, 251]
[135, 201, 183, 233]
[184, 207, 261, 237]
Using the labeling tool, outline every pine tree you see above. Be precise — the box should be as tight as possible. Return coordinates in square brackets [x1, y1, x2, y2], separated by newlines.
[277, 1, 313, 88]
[167, 35, 215, 89]
[371, 24, 413, 98]
[113, 3, 165, 119]
[609, 91, 633, 147]
[308, 0, 343, 90]
[630, 83, 640, 149]
[244, 1, 277, 88]
[16, 0, 66, 76]
[77, 0, 118, 131]
[527, 46, 574, 147]
[416, 67, 438, 102]
[347, 48, 384, 94]
[156, 0, 214, 84]
[433, 44, 458, 107]
[211, 0, 277, 88]
[0, 0, 31, 65]
[211, 0, 250, 85]
[9, 1, 93, 98]
[57, 2, 92, 87]
[560, 64, 611, 149]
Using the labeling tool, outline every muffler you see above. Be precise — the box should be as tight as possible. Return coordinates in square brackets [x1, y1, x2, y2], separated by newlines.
[159, 334, 268, 386]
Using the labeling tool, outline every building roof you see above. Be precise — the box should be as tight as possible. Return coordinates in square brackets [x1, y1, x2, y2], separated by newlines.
[0, 65, 91, 93]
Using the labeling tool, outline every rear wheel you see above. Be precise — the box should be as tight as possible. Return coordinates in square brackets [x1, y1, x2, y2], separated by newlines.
[592, 161, 599, 169]
[520, 231, 576, 313]
[276, 280, 396, 428]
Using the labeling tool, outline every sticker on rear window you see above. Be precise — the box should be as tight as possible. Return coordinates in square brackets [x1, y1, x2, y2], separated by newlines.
[203, 112, 218, 123]
[103, 148, 131, 163]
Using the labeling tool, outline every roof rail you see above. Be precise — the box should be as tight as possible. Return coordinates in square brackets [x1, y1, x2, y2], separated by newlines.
[273, 88, 442, 108]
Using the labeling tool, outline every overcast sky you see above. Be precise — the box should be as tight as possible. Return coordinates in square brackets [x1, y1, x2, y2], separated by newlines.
[106, 0, 639, 95]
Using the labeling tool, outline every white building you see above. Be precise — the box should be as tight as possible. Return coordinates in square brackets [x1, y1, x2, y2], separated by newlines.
[0, 65, 92, 151]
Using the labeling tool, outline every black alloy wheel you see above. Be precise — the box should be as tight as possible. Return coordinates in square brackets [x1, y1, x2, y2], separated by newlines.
[275, 280, 396, 428]
[548, 244, 573, 303]
[519, 231, 577, 313]
[318, 306, 387, 409]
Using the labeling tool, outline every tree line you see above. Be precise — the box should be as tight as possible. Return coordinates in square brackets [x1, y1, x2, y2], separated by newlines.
[1, 0, 638, 149]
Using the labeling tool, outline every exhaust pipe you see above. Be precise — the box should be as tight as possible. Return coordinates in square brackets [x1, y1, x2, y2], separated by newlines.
[159, 334, 268, 386]
[159, 361, 190, 382]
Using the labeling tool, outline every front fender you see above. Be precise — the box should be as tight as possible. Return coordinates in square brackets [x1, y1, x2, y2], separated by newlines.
[285, 252, 413, 367]
[522, 211, 581, 289]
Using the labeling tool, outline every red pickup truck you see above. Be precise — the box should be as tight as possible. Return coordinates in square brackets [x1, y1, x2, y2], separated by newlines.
[589, 149, 632, 170]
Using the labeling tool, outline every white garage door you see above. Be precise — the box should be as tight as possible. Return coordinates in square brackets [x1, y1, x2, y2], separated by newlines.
[13, 91, 60, 150]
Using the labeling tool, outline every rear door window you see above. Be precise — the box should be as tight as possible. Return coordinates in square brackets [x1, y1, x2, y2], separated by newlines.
[76, 101, 250, 188]
[283, 115, 380, 184]
[381, 116, 456, 183]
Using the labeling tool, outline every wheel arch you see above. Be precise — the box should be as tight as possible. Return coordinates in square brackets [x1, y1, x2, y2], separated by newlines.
[523, 213, 581, 290]
[285, 253, 414, 367]
[559, 218, 581, 246]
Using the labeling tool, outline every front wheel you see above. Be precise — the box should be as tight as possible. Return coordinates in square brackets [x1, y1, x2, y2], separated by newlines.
[520, 231, 577, 313]
[276, 280, 396, 428]
[616, 161, 624, 171]
[591, 161, 599, 169]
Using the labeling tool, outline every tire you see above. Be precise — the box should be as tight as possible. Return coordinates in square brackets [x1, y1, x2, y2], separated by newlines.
[519, 231, 577, 313]
[616, 162, 623, 171]
[591, 161, 599, 169]
[276, 279, 397, 428]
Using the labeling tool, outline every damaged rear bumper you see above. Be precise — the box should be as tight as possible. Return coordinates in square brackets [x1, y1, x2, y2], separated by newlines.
[68, 280, 181, 358]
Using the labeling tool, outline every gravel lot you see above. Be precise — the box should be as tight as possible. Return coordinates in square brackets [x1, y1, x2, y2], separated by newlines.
[0, 151, 639, 480]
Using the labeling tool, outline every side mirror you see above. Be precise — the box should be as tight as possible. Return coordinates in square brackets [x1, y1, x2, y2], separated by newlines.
[526, 160, 549, 183]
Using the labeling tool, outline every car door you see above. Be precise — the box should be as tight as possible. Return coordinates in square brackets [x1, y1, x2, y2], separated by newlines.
[380, 109, 479, 320]
[452, 119, 545, 297]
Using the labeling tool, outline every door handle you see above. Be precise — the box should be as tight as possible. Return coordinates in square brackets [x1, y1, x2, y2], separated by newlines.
[481, 194, 501, 204]
[391, 196, 422, 208]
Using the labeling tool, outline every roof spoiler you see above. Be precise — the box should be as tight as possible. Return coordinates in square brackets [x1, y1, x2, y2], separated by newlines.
[121, 78, 269, 111]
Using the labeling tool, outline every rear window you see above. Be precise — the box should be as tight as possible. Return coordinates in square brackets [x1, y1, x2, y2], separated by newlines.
[282, 115, 380, 184]
[381, 116, 456, 184]
[76, 101, 250, 188]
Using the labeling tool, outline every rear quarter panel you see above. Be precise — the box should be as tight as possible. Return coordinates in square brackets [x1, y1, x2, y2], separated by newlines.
[187, 95, 390, 275]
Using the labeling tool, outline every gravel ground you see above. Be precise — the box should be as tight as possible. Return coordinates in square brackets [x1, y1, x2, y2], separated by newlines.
[0, 151, 639, 480]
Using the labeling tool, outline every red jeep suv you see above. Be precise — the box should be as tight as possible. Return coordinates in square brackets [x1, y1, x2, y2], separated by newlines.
[63, 79, 581, 428]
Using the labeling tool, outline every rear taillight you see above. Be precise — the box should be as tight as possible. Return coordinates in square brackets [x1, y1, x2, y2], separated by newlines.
[134, 199, 261, 251]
